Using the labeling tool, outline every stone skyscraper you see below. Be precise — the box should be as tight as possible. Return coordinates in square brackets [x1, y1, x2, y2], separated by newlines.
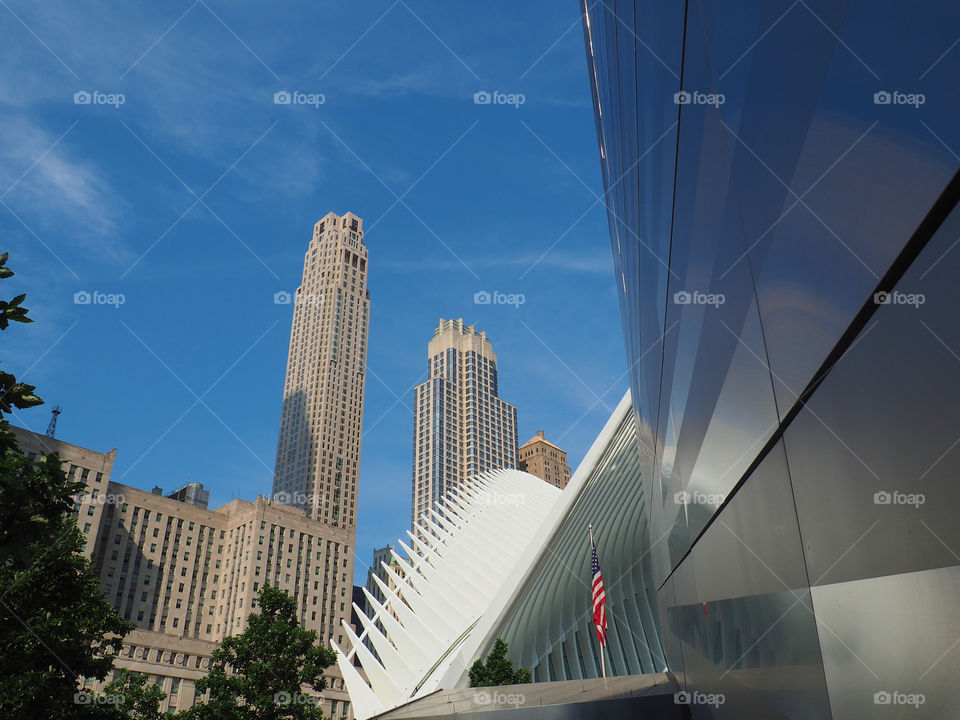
[273, 211, 369, 529]
[518, 430, 572, 489]
[411, 318, 518, 528]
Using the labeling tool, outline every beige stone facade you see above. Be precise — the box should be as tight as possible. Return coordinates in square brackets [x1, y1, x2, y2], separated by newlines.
[412, 318, 518, 529]
[518, 430, 572, 489]
[273, 211, 369, 531]
[12, 427, 356, 718]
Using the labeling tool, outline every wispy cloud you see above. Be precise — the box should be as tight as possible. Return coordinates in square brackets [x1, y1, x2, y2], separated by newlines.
[347, 70, 445, 99]
[0, 115, 127, 259]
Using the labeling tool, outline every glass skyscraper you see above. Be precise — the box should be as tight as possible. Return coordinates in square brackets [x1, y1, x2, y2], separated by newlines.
[411, 319, 518, 529]
[583, 0, 960, 717]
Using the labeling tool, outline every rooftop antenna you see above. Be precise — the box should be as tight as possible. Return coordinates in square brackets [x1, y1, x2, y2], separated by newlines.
[45, 405, 62, 438]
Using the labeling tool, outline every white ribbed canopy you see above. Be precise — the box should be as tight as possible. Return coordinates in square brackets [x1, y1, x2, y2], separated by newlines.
[334, 469, 560, 719]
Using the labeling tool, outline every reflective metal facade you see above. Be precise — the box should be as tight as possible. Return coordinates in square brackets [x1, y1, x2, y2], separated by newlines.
[582, 1, 960, 717]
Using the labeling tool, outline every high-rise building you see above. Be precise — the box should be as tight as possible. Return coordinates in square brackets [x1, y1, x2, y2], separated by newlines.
[364, 544, 394, 606]
[166, 482, 210, 509]
[273, 211, 369, 530]
[518, 431, 572, 489]
[411, 319, 518, 528]
[11, 426, 356, 718]
[361, 544, 394, 658]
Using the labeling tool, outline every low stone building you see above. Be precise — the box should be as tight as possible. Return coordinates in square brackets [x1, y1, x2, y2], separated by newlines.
[13, 426, 356, 718]
[518, 430, 572, 489]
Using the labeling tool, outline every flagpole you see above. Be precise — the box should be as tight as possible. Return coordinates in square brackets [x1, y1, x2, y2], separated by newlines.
[589, 524, 606, 679]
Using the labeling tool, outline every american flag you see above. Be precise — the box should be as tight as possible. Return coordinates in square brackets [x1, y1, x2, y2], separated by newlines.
[591, 534, 607, 647]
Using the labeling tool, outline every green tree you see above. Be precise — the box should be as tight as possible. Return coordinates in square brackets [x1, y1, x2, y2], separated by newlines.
[94, 668, 169, 719]
[468, 638, 532, 687]
[178, 584, 336, 720]
[0, 253, 134, 719]
[0, 254, 42, 424]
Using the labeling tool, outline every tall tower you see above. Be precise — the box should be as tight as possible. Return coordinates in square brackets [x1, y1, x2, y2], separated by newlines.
[273, 211, 369, 529]
[411, 318, 518, 529]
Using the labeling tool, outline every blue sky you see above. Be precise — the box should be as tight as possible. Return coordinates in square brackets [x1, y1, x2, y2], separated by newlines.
[0, 0, 627, 583]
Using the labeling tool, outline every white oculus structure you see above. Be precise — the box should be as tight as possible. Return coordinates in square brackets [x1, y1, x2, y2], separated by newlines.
[334, 392, 656, 719]
[332, 469, 561, 719]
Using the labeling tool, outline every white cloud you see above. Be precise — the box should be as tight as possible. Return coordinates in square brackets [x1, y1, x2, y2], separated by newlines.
[0, 115, 127, 260]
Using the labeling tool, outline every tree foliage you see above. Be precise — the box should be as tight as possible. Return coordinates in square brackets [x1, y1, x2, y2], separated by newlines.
[178, 584, 336, 720]
[0, 255, 42, 417]
[468, 638, 532, 687]
[0, 253, 134, 719]
[94, 668, 170, 720]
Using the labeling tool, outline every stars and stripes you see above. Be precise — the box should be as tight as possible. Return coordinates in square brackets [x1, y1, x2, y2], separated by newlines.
[591, 532, 607, 648]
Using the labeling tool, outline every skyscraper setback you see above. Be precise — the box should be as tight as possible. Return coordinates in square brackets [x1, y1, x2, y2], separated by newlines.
[412, 319, 519, 528]
[273, 211, 369, 529]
